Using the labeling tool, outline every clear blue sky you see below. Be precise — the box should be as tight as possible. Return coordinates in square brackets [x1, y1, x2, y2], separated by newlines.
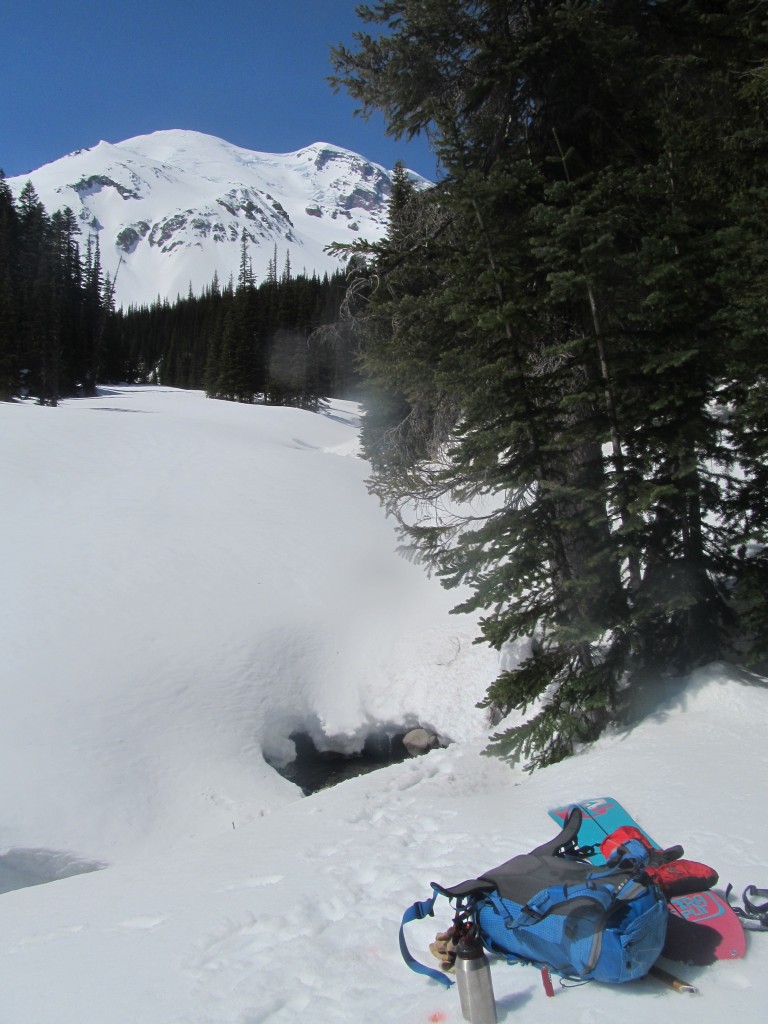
[1, 0, 439, 180]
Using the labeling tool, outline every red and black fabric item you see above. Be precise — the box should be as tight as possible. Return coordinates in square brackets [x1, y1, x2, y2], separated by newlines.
[600, 826, 718, 898]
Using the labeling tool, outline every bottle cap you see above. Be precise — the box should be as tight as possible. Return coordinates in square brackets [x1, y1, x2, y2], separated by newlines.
[456, 928, 484, 959]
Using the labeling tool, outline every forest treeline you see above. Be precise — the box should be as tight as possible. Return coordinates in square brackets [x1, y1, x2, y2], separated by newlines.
[0, 176, 357, 407]
[0, 178, 109, 404]
[331, 0, 768, 768]
[110, 259, 356, 410]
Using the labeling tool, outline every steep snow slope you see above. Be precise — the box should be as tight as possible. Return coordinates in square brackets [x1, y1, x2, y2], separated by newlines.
[7, 130, 429, 308]
[0, 387, 497, 857]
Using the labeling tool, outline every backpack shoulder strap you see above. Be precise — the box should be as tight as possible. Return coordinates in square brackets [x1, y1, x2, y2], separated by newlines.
[531, 807, 583, 858]
[399, 886, 454, 988]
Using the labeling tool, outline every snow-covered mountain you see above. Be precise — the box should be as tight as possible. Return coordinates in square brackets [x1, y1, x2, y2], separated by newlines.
[7, 130, 429, 308]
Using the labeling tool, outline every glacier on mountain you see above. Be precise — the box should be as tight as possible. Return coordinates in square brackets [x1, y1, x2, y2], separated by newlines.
[7, 129, 429, 309]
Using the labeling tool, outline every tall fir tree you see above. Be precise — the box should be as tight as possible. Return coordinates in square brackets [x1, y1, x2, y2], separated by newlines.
[332, 0, 768, 767]
[0, 173, 19, 400]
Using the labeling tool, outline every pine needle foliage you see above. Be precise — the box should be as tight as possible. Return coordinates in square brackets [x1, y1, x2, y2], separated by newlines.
[331, 0, 768, 768]
[0, 176, 109, 404]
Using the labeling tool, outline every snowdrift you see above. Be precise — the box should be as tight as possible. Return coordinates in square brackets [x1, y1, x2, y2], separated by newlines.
[1, 387, 765, 1023]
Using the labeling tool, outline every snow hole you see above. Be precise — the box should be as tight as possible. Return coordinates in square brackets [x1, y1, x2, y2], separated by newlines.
[265, 727, 445, 795]
[0, 848, 106, 895]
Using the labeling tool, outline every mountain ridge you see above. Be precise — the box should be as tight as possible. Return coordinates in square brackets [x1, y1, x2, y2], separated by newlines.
[7, 129, 429, 309]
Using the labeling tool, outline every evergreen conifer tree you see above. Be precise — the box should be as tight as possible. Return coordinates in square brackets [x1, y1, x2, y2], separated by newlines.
[332, 0, 768, 767]
[0, 173, 19, 400]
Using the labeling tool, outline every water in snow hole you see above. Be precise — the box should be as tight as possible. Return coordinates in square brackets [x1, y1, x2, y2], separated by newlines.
[268, 729, 443, 795]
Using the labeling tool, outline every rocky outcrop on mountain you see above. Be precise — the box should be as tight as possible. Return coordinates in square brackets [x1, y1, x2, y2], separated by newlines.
[8, 129, 429, 308]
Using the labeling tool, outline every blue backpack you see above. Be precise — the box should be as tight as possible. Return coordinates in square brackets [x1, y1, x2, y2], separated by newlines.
[400, 808, 668, 988]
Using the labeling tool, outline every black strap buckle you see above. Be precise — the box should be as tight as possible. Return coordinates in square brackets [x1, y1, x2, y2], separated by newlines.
[725, 883, 768, 930]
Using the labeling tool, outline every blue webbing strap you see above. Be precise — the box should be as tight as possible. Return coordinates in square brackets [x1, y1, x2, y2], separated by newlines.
[603, 838, 652, 870]
[488, 886, 578, 929]
[399, 887, 454, 988]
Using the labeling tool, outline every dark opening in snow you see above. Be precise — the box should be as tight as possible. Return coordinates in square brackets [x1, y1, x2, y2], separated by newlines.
[269, 728, 443, 795]
[0, 848, 106, 895]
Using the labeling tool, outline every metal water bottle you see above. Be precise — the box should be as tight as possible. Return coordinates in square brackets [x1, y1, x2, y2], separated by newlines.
[455, 926, 497, 1024]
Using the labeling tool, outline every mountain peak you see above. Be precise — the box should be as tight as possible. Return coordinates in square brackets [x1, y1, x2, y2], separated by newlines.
[8, 131, 430, 308]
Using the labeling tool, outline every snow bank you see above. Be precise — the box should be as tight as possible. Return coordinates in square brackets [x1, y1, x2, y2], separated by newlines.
[1, 388, 497, 856]
[1, 387, 765, 1023]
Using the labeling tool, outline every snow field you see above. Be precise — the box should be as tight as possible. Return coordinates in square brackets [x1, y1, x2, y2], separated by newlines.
[1, 386, 766, 1023]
